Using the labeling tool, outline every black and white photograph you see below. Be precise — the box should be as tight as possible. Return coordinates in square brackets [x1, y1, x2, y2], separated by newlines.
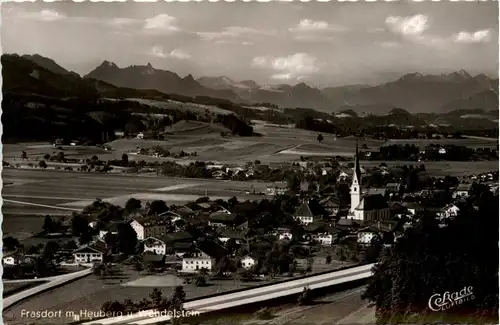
[1, 1, 499, 325]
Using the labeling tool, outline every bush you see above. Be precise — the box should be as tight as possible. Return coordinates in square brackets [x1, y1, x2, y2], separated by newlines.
[297, 287, 313, 305]
[255, 307, 273, 320]
[194, 275, 207, 287]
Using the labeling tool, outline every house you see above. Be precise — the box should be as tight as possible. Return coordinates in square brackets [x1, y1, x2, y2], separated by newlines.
[320, 185, 336, 197]
[312, 233, 334, 246]
[437, 204, 460, 219]
[321, 167, 333, 176]
[3, 253, 35, 266]
[240, 255, 257, 269]
[266, 185, 288, 196]
[212, 170, 227, 180]
[438, 147, 447, 155]
[217, 229, 250, 244]
[453, 183, 472, 199]
[158, 211, 183, 223]
[389, 202, 410, 219]
[271, 227, 293, 241]
[136, 132, 144, 140]
[130, 217, 169, 240]
[72, 244, 106, 264]
[385, 183, 401, 194]
[98, 222, 122, 240]
[144, 231, 195, 256]
[208, 212, 237, 228]
[401, 202, 424, 215]
[181, 241, 226, 273]
[357, 221, 396, 246]
[294, 202, 315, 224]
[320, 196, 343, 217]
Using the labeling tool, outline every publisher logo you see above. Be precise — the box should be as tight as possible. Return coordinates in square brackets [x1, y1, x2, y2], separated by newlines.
[428, 286, 475, 312]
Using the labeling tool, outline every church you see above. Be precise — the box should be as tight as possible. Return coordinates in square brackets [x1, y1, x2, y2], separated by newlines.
[347, 142, 391, 222]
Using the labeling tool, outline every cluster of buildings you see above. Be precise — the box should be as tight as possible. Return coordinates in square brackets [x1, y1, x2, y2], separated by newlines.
[5, 144, 498, 278]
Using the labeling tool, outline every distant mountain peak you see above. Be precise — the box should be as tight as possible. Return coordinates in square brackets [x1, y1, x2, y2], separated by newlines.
[184, 74, 195, 82]
[100, 60, 118, 69]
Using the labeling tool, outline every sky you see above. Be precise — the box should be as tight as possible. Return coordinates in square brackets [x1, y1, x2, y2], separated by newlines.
[2, 1, 498, 87]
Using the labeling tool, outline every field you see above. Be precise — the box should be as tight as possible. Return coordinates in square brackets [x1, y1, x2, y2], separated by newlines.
[3, 261, 352, 325]
[1, 168, 281, 237]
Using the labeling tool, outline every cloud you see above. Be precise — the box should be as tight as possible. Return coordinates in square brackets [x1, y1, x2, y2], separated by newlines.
[6, 8, 67, 22]
[197, 26, 276, 42]
[288, 19, 346, 42]
[289, 19, 346, 33]
[454, 29, 492, 43]
[149, 46, 191, 60]
[377, 41, 400, 48]
[144, 14, 179, 33]
[385, 14, 429, 36]
[108, 18, 141, 28]
[252, 52, 319, 80]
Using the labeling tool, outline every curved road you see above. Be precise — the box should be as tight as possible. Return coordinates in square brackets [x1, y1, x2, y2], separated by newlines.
[3, 268, 92, 310]
[82, 264, 373, 325]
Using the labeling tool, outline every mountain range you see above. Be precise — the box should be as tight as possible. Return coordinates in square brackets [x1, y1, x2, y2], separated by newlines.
[9, 53, 500, 114]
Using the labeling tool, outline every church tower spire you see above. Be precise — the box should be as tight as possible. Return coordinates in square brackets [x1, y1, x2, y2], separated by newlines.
[350, 138, 362, 213]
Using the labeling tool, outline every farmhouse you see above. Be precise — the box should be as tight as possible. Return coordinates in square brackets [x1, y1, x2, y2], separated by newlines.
[72, 244, 106, 264]
[3, 253, 35, 266]
[453, 183, 472, 199]
[208, 212, 237, 228]
[320, 196, 343, 217]
[98, 222, 122, 240]
[130, 217, 169, 240]
[294, 202, 315, 225]
[144, 231, 195, 256]
[438, 204, 460, 219]
[181, 241, 226, 273]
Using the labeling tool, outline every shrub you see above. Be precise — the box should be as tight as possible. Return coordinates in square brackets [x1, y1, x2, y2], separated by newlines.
[255, 307, 273, 320]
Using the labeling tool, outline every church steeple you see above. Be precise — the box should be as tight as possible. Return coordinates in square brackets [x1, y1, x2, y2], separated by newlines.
[350, 138, 362, 213]
[354, 138, 361, 182]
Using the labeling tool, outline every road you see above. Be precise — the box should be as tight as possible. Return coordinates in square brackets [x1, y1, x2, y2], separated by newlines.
[3, 268, 92, 311]
[2, 168, 275, 235]
[80, 264, 373, 324]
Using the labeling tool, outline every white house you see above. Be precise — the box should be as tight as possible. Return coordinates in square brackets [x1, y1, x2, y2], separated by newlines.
[357, 231, 376, 245]
[136, 132, 144, 140]
[98, 222, 121, 240]
[294, 202, 315, 225]
[240, 255, 257, 269]
[453, 184, 472, 199]
[2, 253, 35, 266]
[72, 245, 106, 264]
[438, 147, 447, 155]
[143, 237, 167, 255]
[130, 217, 168, 240]
[438, 204, 460, 219]
[312, 233, 333, 246]
[181, 242, 226, 273]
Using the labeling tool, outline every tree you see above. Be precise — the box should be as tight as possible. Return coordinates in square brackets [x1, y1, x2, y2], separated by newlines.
[125, 198, 142, 214]
[149, 288, 163, 308]
[43, 241, 61, 260]
[101, 301, 126, 314]
[298, 287, 313, 305]
[122, 153, 129, 165]
[117, 223, 138, 255]
[363, 196, 499, 324]
[195, 274, 207, 287]
[43, 154, 51, 161]
[21, 151, 27, 160]
[148, 200, 169, 215]
[317, 133, 324, 143]
[38, 160, 47, 169]
[326, 255, 332, 264]
[43, 215, 54, 233]
[3, 237, 20, 251]
[56, 152, 65, 162]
